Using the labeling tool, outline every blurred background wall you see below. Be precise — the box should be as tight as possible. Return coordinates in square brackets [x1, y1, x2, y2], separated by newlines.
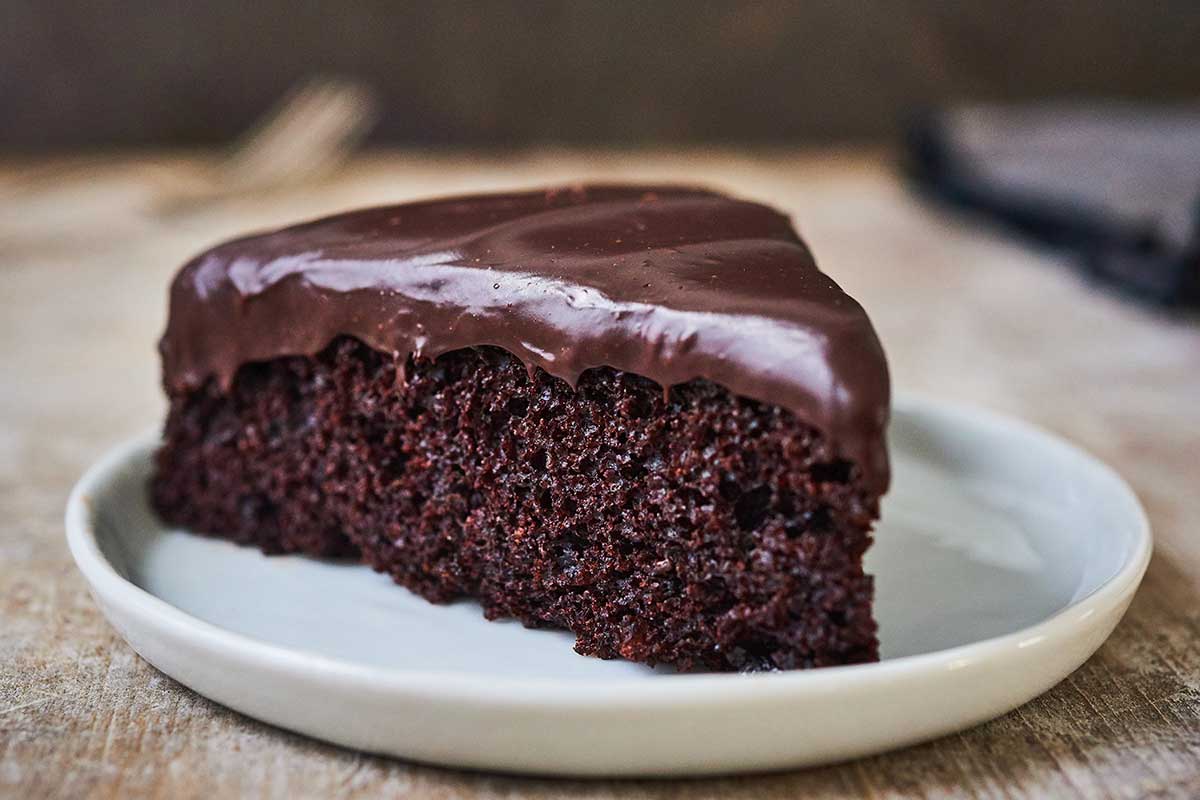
[3, 0, 1199, 151]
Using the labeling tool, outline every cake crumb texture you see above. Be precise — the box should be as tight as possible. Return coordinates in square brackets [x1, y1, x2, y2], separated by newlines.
[152, 337, 880, 671]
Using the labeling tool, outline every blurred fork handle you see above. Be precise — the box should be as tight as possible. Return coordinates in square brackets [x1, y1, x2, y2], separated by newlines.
[0, 77, 379, 244]
[157, 77, 379, 214]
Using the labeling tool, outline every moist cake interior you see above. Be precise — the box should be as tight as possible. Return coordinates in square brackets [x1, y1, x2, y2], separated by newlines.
[152, 185, 890, 671]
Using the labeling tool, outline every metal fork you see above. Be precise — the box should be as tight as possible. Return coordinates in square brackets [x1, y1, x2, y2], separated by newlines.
[158, 77, 380, 212]
[0, 76, 379, 244]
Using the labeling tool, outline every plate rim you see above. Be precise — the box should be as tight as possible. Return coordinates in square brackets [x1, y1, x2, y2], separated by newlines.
[66, 395, 1153, 710]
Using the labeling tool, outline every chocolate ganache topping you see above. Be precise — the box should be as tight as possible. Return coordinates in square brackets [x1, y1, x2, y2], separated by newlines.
[161, 185, 891, 490]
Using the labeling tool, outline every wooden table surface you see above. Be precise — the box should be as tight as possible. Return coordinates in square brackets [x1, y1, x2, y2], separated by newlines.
[2, 150, 1198, 799]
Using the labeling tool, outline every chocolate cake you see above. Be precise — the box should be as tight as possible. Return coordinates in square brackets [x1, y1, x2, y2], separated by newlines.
[152, 185, 890, 671]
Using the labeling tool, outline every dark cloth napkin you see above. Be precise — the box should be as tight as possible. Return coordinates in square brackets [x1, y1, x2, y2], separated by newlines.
[905, 104, 1200, 307]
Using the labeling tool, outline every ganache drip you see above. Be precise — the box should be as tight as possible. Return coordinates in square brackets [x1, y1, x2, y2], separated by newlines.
[160, 185, 891, 490]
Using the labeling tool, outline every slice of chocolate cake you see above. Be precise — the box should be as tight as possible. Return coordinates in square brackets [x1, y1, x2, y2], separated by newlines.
[152, 185, 890, 671]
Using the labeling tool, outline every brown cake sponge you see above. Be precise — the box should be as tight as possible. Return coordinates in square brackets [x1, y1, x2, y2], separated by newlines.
[152, 338, 879, 671]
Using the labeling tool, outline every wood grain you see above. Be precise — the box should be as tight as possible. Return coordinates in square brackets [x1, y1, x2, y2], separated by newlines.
[1, 150, 1198, 798]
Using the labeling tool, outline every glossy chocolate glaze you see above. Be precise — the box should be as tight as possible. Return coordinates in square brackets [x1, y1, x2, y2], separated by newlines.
[160, 185, 890, 490]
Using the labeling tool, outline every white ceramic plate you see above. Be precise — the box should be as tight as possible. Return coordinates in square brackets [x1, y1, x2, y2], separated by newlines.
[66, 397, 1151, 777]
